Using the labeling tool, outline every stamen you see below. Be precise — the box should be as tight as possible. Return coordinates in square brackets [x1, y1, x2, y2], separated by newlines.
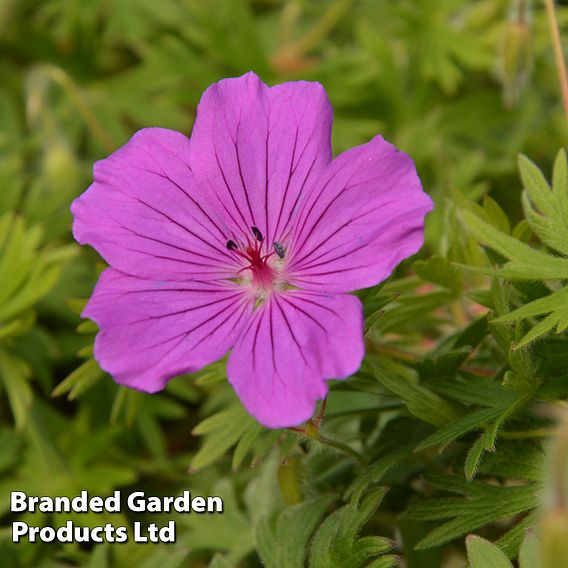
[225, 232, 280, 290]
[251, 226, 264, 242]
[273, 242, 285, 259]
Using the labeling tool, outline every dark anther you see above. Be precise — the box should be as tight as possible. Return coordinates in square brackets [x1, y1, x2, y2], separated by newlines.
[226, 239, 238, 251]
[273, 242, 285, 259]
[251, 226, 264, 242]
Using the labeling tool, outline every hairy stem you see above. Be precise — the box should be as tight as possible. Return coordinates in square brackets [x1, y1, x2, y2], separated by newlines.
[287, 423, 368, 466]
[316, 433, 368, 466]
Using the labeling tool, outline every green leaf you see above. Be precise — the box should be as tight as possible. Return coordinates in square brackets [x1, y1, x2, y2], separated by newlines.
[515, 311, 564, 349]
[519, 152, 568, 256]
[518, 155, 556, 218]
[309, 488, 393, 568]
[373, 366, 460, 427]
[462, 210, 568, 280]
[466, 535, 512, 568]
[465, 432, 490, 481]
[519, 529, 541, 568]
[494, 286, 568, 323]
[0, 311, 34, 341]
[77, 319, 99, 333]
[366, 557, 399, 568]
[415, 346, 471, 381]
[137, 545, 191, 568]
[414, 255, 463, 294]
[231, 422, 264, 471]
[88, 544, 110, 568]
[453, 315, 489, 349]
[552, 149, 568, 219]
[255, 494, 335, 568]
[190, 403, 263, 471]
[483, 195, 511, 234]
[427, 374, 517, 408]
[414, 405, 507, 452]
[492, 285, 568, 347]
[193, 360, 228, 386]
[66, 298, 88, 316]
[376, 289, 457, 333]
[404, 477, 538, 550]
[346, 418, 431, 503]
[0, 348, 33, 432]
[52, 358, 104, 400]
[180, 479, 253, 563]
[208, 556, 231, 568]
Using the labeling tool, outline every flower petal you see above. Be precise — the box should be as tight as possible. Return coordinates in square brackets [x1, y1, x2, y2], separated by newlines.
[286, 135, 433, 292]
[226, 291, 364, 428]
[72, 128, 238, 281]
[189, 71, 333, 247]
[84, 268, 252, 392]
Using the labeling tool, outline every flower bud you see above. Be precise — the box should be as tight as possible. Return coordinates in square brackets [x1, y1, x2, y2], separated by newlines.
[42, 142, 79, 191]
[278, 457, 303, 506]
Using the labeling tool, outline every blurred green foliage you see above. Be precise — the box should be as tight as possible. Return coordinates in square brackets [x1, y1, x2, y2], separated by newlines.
[1, 0, 568, 566]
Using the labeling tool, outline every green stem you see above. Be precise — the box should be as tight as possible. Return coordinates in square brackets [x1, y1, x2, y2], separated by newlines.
[36, 65, 117, 152]
[368, 340, 494, 377]
[326, 404, 403, 420]
[544, 0, 568, 122]
[277, 0, 354, 60]
[294, 0, 353, 54]
[500, 428, 557, 439]
[551, 417, 568, 510]
[287, 424, 368, 465]
[316, 433, 368, 466]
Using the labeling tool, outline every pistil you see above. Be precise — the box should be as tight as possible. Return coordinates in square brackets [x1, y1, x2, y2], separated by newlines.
[226, 227, 279, 289]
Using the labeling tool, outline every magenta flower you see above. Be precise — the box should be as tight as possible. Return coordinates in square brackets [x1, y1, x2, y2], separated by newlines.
[71, 72, 432, 428]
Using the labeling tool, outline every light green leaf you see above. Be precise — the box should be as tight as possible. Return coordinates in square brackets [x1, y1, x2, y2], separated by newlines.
[366, 557, 399, 568]
[413, 255, 463, 293]
[88, 543, 110, 568]
[208, 556, 232, 568]
[519, 529, 541, 568]
[190, 404, 258, 471]
[518, 154, 556, 218]
[231, 422, 264, 471]
[466, 535, 512, 568]
[515, 311, 564, 349]
[552, 149, 568, 219]
[465, 432, 490, 481]
[519, 152, 568, 256]
[0, 348, 33, 432]
[52, 358, 104, 400]
[494, 286, 568, 323]
[180, 479, 253, 562]
[483, 194, 511, 234]
[462, 210, 568, 280]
